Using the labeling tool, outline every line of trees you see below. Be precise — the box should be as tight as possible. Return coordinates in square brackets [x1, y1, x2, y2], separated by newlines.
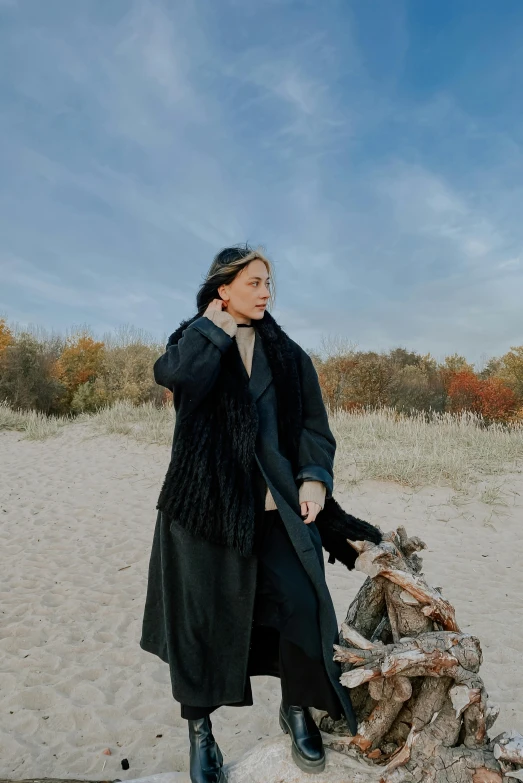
[0, 318, 167, 415]
[311, 340, 523, 424]
[1, 318, 522, 424]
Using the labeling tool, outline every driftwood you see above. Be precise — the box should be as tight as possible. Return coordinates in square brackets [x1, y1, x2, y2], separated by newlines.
[211, 524, 523, 783]
[312, 526, 523, 783]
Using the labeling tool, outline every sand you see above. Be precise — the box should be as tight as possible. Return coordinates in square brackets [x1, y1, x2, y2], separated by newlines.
[0, 422, 522, 780]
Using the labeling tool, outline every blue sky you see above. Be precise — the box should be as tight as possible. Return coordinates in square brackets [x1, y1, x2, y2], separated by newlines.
[1, 0, 522, 364]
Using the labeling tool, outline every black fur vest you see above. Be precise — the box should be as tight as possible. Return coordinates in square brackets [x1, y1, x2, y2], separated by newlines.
[156, 310, 382, 563]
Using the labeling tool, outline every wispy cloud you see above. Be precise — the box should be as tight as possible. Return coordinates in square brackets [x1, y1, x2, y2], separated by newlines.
[375, 162, 503, 265]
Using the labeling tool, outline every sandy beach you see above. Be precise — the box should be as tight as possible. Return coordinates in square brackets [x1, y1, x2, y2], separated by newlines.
[1, 421, 522, 780]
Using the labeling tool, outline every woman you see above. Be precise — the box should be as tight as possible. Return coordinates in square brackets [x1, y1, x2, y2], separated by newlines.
[140, 245, 382, 783]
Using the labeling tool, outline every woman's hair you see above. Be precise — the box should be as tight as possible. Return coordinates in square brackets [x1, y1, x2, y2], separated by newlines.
[196, 243, 276, 313]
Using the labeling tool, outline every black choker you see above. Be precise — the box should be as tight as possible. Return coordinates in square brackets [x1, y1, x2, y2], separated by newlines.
[237, 323, 253, 327]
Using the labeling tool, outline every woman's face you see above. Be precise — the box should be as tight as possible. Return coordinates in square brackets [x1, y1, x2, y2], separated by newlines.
[218, 258, 271, 322]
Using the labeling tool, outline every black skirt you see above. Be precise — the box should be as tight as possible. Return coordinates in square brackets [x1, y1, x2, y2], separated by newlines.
[180, 492, 344, 721]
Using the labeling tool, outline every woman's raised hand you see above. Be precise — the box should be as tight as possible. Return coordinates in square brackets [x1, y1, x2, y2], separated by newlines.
[203, 298, 227, 317]
[202, 298, 237, 338]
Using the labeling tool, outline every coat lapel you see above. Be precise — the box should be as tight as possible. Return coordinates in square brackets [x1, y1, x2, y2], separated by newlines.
[249, 330, 273, 402]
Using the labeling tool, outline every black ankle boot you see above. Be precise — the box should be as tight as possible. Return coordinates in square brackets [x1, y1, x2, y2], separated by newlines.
[187, 715, 225, 783]
[279, 701, 326, 773]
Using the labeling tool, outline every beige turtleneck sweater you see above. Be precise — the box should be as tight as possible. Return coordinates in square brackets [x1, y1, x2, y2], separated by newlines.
[203, 309, 327, 511]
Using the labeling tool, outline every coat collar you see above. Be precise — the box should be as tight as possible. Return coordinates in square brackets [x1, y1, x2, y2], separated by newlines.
[248, 330, 273, 402]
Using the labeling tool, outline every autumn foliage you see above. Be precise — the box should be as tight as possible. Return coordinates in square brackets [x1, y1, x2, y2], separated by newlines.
[447, 370, 483, 414]
[314, 346, 522, 425]
[0, 316, 522, 424]
[0, 321, 164, 415]
[0, 319, 13, 353]
[54, 333, 105, 396]
[447, 370, 518, 422]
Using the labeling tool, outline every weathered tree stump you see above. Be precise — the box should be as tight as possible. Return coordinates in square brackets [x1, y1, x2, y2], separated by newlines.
[311, 526, 523, 783]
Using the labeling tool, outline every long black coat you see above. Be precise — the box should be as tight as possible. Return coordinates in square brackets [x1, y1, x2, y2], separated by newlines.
[139, 315, 357, 730]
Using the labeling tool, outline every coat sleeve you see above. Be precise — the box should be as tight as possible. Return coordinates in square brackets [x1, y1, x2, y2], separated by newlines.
[295, 348, 336, 498]
[153, 315, 235, 416]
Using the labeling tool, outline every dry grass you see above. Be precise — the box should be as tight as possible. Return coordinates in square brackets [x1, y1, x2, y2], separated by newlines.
[0, 401, 70, 440]
[329, 406, 523, 492]
[77, 399, 174, 446]
[2, 401, 522, 492]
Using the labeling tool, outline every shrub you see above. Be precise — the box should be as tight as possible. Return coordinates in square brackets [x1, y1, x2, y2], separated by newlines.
[388, 347, 425, 368]
[447, 370, 483, 415]
[54, 331, 105, 401]
[478, 355, 504, 380]
[0, 319, 14, 353]
[497, 345, 523, 401]
[348, 352, 393, 408]
[317, 347, 446, 414]
[70, 379, 110, 413]
[477, 377, 518, 422]
[387, 364, 446, 414]
[447, 369, 517, 423]
[96, 343, 164, 406]
[317, 355, 360, 410]
[0, 332, 66, 413]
